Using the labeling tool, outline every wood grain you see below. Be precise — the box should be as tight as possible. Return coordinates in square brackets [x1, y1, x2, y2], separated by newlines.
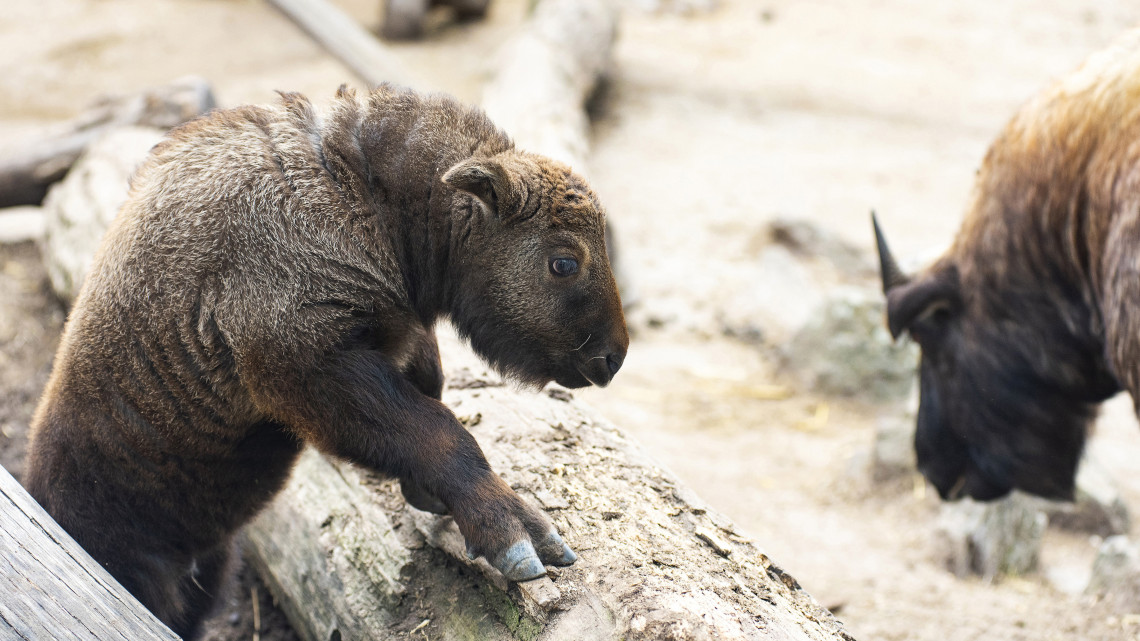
[267, 0, 414, 89]
[0, 465, 179, 641]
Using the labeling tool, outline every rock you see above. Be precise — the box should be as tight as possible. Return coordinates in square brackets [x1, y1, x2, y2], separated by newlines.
[380, 0, 490, 40]
[767, 217, 876, 279]
[41, 126, 165, 304]
[1086, 536, 1140, 612]
[871, 413, 917, 484]
[934, 492, 1047, 579]
[783, 289, 918, 402]
[1043, 455, 1130, 537]
[1046, 558, 1093, 596]
[628, 0, 720, 15]
[869, 387, 919, 483]
[718, 244, 824, 344]
[0, 206, 46, 244]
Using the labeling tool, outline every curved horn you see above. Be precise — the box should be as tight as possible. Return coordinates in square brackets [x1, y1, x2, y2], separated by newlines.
[872, 211, 909, 293]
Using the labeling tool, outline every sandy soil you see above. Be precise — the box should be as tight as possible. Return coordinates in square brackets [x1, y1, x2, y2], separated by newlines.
[5, 1, 1140, 640]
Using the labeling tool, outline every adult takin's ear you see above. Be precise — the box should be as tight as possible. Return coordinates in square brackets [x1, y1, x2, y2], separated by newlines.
[442, 157, 515, 217]
[873, 212, 961, 339]
[885, 268, 961, 339]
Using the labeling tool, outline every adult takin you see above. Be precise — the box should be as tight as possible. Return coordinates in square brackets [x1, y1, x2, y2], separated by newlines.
[25, 84, 628, 638]
[873, 29, 1140, 504]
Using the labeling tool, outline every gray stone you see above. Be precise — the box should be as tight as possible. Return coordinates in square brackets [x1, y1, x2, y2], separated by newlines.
[628, 0, 721, 15]
[935, 492, 1047, 579]
[784, 289, 918, 402]
[767, 217, 876, 279]
[1086, 536, 1140, 612]
[871, 413, 917, 483]
[0, 206, 46, 244]
[718, 244, 824, 345]
[40, 126, 165, 304]
[1044, 455, 1130, 537]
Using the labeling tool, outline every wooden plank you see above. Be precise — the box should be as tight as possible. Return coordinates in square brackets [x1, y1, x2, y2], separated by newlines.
[267, 0, 415, 89]
[0, 465, 179, 641]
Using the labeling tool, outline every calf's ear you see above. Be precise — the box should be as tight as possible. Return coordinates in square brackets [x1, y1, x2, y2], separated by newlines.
[442, 157, 516, 218]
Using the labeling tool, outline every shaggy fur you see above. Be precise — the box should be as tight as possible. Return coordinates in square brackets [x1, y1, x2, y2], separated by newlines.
[24, 84, 627, 637]
[876, 29, 1140, 503]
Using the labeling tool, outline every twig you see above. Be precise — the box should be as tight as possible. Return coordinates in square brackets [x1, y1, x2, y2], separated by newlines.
[251, 585, 261, 641]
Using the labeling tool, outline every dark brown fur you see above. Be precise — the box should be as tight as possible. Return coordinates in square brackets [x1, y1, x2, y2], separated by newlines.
[25, 84, 627, 637]
[876, 31, 1140, 503]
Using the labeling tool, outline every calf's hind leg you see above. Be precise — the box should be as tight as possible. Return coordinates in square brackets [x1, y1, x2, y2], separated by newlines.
[399, 328, 450, 515]
[173, 539, 239, 640]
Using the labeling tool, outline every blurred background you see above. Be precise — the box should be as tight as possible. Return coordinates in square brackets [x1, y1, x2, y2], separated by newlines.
[4, 0, 1140, 639]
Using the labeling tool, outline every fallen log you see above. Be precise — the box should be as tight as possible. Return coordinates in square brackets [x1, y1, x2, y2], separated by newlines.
[246, 330, 854, 640]
[0, 77, 214, 208]
[480, 0, 635, 305]
[40, 126, 168, 304]
[0, 464, 179, 641]
[480, 0, 616, 171]
[268, 0, 415, 88]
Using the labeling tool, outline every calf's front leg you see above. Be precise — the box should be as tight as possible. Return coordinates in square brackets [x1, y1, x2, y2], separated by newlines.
[250, 348, 576, 581]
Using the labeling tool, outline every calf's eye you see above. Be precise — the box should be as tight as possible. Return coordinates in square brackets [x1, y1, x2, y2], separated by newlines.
[550, 257, 578, 277]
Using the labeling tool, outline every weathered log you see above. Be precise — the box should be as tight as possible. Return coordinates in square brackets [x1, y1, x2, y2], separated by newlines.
[40, 126, 167, 305]
[0, 464, 179, 640]
[0, 206, 45, 244]
[268, 0, 414, 88]
[246, 331, 854, 641]
[480, 0, 635, 305]
[481, 0, 615, 174]
[0, 77, 214, 208]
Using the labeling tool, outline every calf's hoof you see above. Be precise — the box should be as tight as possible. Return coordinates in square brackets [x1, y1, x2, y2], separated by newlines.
[474, 529, 577, 582]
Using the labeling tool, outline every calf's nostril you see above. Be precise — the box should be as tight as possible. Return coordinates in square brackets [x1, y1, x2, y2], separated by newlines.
[606, 353, 623, 376]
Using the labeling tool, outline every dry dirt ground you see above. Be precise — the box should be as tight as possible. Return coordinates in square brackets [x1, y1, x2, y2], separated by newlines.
[6, 1, 1140, 640]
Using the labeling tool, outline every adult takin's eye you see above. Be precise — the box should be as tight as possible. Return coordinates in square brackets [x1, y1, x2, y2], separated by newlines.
[550, 257, 579, 277]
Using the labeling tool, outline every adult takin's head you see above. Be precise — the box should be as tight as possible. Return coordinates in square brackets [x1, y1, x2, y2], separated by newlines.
[873, 214, 1119, 503]
[442, 151, 628, 390]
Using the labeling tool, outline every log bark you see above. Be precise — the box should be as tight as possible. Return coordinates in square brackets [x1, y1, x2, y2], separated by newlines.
[0, 77, 214, 208]
[0, 464, 179, 641]
[246, 331, 854, 641]
[268, 0, 415, 88]
[40, 126, 168, 304]
[480, 0, 617, 173]
[481, 0, 635, 305]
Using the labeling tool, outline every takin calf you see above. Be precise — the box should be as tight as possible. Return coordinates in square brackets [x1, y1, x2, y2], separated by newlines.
[25, 84, 628, 638]
[874, 29, 1140, 504]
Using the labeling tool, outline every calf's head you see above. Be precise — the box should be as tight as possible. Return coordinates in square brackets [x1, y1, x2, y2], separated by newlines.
[873, 215, 1118, 502]
[443, 151, 628, 389]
